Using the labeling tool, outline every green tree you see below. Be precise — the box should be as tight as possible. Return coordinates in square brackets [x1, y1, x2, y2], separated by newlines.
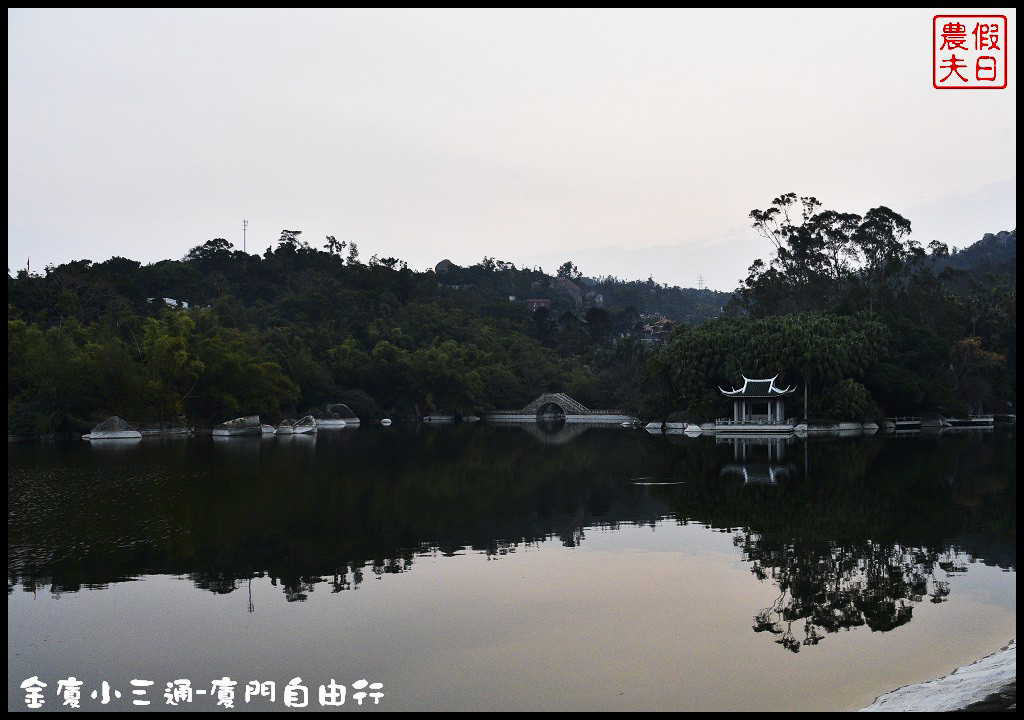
[324, 235, 347, 255]
[141, 312, 204, 423]
[557, 261, 582, 280]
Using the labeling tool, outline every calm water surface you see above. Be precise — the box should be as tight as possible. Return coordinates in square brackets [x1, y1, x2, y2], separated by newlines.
[8, 425, 1016, 711]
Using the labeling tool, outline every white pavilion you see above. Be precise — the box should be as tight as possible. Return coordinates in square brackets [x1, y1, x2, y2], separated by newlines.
[717, 375, 796, 431]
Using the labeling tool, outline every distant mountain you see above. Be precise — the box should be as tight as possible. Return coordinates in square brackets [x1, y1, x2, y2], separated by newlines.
[934, 229, 1016, 291]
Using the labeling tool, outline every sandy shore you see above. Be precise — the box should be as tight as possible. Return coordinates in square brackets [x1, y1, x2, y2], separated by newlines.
[860, 639, 1016, 712]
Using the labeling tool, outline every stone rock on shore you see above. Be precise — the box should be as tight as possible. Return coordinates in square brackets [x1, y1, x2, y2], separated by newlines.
[213, 415, 262, 437]
[83, 416, 142, 440]
[312, 411, 347, 428]
[293, 415, 318, 434]
[861, 639, 1016, 712]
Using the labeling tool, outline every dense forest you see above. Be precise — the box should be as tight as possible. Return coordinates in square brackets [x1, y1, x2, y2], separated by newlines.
[638, 196, 1014, 422]
[6, 195, 1016, 434]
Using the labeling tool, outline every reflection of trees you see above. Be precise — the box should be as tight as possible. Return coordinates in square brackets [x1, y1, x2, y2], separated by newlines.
[675, 431, 1013, 652]
[8, 426, 1015, 636]
[8, 426, 671, 598]
[739, 537, 965, 652]
[707, 437, 969, 650]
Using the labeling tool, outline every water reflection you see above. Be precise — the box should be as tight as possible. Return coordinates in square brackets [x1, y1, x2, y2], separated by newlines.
[717, 436, 795, 486]
[521, 419, 592, 445]
[85, 437, 143, 451]
[8, 427, 1016, 655]
[740, 535, 963, 652]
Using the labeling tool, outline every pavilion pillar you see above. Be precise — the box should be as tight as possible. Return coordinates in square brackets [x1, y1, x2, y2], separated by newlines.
[733, 401, 738, 422]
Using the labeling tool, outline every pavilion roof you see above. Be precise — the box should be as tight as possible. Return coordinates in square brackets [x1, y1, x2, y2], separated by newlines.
[719, 375, 795, 398]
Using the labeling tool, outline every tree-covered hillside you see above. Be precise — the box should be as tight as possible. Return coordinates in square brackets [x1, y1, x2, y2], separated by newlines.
[932, 229, 1016, 291]
[7, 203, 1017, 435]
[641, 196, 1015, 421]
[8, 235, 713, 434]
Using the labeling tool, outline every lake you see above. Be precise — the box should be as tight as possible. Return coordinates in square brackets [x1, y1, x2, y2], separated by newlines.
[7, 425, 1016, 711]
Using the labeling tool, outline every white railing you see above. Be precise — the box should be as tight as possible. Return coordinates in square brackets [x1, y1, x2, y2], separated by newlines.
[715, 418, 796, 426]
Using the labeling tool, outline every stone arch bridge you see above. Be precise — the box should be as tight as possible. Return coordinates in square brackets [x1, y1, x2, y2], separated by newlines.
[522, 393, 592, 416]
[479, 393, 635, 423]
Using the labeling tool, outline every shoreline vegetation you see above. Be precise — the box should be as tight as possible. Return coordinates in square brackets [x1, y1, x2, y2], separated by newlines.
[7, 198, 1015, 438]
[861, 639, 1016, 712]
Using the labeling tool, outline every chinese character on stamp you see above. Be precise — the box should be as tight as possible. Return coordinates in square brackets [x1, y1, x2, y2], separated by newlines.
[934, 15, 1008, 89]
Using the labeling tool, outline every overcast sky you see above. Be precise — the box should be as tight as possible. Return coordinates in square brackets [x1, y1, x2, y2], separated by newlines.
[7, 8, 1017, 290]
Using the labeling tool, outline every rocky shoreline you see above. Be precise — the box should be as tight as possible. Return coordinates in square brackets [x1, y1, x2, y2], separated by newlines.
[861, 639, 1016, 712]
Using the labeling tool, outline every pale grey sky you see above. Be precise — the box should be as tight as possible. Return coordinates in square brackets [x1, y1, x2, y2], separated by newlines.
[7, 8, 1017, 290]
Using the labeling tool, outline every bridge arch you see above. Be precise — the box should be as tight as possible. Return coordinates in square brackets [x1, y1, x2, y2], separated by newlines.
[521, 392, 590, 416]
[478, 391, 634, 424]
[535, 401, 567, 419]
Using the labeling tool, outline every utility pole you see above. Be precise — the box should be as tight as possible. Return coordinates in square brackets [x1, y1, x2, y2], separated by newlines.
[243, 219, 248, 253]
[697, 274, 705, 291]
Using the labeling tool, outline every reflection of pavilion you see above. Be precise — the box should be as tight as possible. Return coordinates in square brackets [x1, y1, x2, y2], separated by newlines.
[718, 436, 796, 486]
